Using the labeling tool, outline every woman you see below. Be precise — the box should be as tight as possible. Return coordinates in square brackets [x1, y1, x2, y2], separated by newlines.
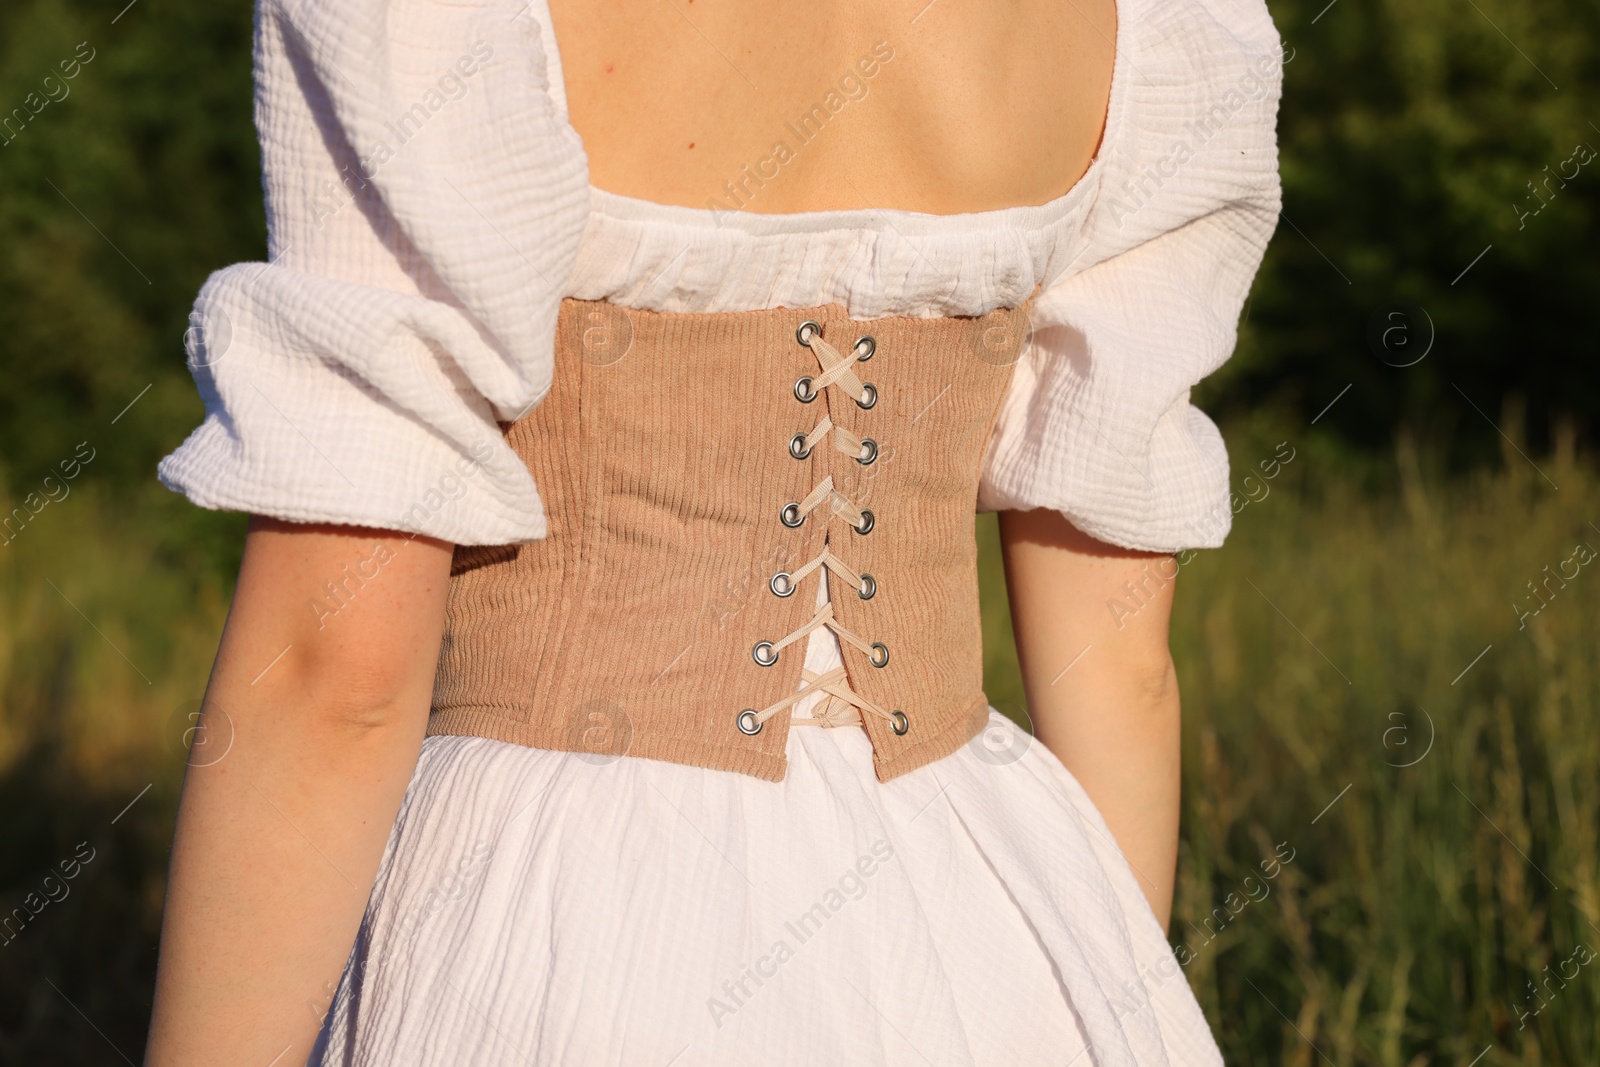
[145, 0, 1282, 1062]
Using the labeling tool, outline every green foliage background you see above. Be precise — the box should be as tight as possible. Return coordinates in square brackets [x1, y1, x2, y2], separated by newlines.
[1211, 0, 1599, 466]
[0, 0, 1595, 1062]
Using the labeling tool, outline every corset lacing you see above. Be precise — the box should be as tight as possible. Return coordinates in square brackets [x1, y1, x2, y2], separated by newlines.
[736, 323, 910, 740]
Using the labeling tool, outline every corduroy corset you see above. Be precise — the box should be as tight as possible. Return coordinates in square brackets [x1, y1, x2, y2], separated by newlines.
[428, 296, 1031, 782]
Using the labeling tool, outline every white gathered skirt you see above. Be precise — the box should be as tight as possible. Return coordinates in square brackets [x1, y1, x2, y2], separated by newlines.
[309, 572, 1222, 1066]
[307, 724, 1223, 1064]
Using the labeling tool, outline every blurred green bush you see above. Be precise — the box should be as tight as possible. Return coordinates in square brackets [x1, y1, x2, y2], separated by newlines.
[1211, 0, 1600, 468]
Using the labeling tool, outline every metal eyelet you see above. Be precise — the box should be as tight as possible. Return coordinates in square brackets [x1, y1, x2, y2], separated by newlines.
[856, 438, 878, 466]
[856, 383, 878, 410]
[796, 320, 822, 347]
[869, 642, 890, 668]
[737, 709, 764, 735]
[890, 710, 910, 736]
[794, 376, 818, 403]
[853, 335, 876, 361]
[752, 641, 778, 667]
[770, 572, 796, 598]
[858, 573, 877, 600]
[789, 433, 813, 460]
[780, 502, 805, 528]
[854, 509, 875, 535]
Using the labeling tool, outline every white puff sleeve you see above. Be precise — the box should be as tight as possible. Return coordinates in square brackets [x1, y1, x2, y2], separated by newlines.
[157, 0, 589, 545]
[978, 0, 1284, 553]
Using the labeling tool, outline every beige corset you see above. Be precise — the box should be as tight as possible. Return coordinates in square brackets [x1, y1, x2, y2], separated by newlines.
[429, 296, 1031, 782]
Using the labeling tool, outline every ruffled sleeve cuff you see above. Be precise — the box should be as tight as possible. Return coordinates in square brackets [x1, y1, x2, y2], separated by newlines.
[158, 262, 553, 544]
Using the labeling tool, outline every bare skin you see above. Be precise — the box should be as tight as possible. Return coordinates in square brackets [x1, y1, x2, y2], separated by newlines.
[147, 2, 1178, 1063]
[146, 521, 453, 1064]
[999, 510, 1183, 930]
[549, 0, 1116, 213]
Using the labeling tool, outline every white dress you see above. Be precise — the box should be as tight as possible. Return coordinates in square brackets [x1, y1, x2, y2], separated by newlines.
[154, 0, 1285, 1063]
[302, 189, 1229, 1064]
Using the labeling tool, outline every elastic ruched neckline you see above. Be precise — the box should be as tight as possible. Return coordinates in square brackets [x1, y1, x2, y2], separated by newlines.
[569, 154, 1103, 321]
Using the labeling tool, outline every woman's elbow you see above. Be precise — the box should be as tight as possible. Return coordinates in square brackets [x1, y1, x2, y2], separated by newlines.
[271, 641, 437, 737]
[1075, 646, 1180, 724]
[215, 520, 456, 737]
[1133, 652, 1179, 708]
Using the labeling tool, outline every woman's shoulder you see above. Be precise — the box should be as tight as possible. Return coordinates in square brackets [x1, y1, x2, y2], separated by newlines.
[1062, 0, 1284, 273]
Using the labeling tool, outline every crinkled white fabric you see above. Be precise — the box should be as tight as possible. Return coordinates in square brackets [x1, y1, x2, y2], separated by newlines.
[310, 709, 1223, 1067]
[157, 0, 1283, 553]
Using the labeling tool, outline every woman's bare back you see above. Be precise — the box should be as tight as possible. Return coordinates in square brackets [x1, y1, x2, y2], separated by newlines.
[547, 0, 1117, 215]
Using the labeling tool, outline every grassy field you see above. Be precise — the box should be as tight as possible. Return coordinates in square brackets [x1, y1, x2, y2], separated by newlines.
[2, 426, 1596, 1063]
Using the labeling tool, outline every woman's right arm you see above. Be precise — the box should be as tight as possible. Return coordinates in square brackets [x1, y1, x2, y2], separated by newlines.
[145, 517, 454, 1066]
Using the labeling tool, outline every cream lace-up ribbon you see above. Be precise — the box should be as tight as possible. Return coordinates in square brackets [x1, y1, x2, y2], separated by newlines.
[801, 331, 872, 406]
[740, 325, 906, 737]
[746, 655, 892, 731]
[792, 413, 873, 466]
[773, 543, 870, 600]
[784, 474, 872, 536]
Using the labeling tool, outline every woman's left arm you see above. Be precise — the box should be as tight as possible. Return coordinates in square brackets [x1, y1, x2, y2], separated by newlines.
[998, 507, 1183, 930]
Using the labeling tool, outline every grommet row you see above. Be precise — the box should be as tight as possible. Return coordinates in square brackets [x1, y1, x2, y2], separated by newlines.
[769, 569, 874, 600]
[777, 502, 876, 534]
[789, 433, 877, 465]
[793, 376, 878, 409]
[736, 706, 908, 737]
[736, 319, 908, 743]
[796, 321, 875, 360]
[752, 635, 889, 669]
